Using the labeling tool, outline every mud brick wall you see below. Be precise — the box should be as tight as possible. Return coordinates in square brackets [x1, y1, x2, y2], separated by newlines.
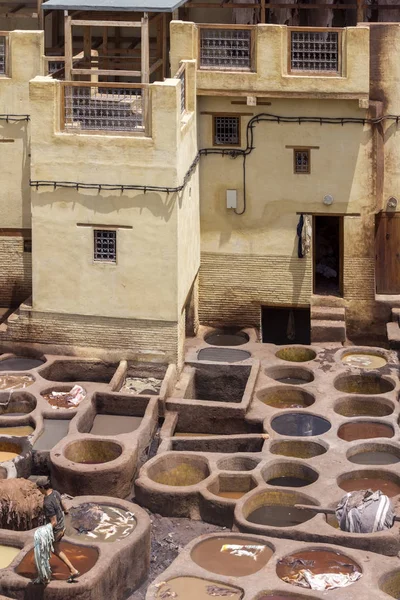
[0, 308, 179, 362]
[0, 236, 32, 306]
[199, 252, 313, 326]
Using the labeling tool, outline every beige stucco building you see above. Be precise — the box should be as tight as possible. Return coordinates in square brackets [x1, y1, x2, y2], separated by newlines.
[0, 1, 399, 362]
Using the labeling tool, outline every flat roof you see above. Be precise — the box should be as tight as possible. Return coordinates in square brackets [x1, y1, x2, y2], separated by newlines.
[42, 0, 187, 12]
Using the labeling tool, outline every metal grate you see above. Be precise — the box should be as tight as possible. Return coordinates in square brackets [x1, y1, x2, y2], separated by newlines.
[200, 28, 252, 70]
[214, 116, 240, 146]
[0, 36, 6, 75]
[64, 85, 144, 132]
[48, 60, 65, 75]
[178, 68, 186, 114]
[290, 30, 339, 72]
[94, 230, 116, 262]
[294, 149, 310, 173]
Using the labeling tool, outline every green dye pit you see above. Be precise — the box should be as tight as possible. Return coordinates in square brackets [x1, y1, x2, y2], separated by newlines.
[153, 463, 207, 486]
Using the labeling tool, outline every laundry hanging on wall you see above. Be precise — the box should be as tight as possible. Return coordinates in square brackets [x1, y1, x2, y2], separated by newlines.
[296, 214, 312, 258]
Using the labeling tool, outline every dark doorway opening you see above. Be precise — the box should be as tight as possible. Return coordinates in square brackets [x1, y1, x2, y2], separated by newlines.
[261, 306, 311, 345]
[314, 216, 342, 296]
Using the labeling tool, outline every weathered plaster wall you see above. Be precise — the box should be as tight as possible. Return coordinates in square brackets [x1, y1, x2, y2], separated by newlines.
[170, 22, 370, 98]
[197, 96, 376, 327]
[0, 236, 31, 306]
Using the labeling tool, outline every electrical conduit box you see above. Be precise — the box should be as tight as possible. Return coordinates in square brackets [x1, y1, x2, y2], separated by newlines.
[226, 189, 237, 209]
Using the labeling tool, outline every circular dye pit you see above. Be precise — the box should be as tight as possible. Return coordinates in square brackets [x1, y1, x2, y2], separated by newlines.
[205, 329, 249, 347]
[0, 545, 20, 568]
[347, 443, 400, 465]
[156, 577, 243, 600]
[258, 386, 315, 409]
[263, 462, 318, 488]
[0, 357, 44, 371]
[334, 374, 394, 395]
[380, 570, 400, 599]
[65, 503, 136, 543]
[198, 348, 251, 363]
[258, 596, 317, 600]
[16, 541, 98, 580]
[341, 352, 387, 370]
[149, 456, 210, 486]
[243, 491, 317, 528]
[276, 549, 361, 589]
[0, 441, 22, 462]
[0, 375, 34, 391]
[271, 413, 331, 437]
[0, 425, 33, 437]
[208, 474, 257, 500]
[41, 385, 86, 410]
[334, 397, 394, 418]
[191, 536, 273, 577]
[217, 457, 260, 472]
[275, 347, 316, 363]
[338, 470, 400, 497]
[265, 366, 314, 386]
[270, 441, 327, 459]
[0, 393, 36, 417]
[64, 440, 122, 465]
[338, 421, 394, 442]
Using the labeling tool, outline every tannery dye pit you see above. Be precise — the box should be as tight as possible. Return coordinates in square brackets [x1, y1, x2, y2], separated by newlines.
[338, 472, 400, 497]
[90, 414, 143, 435]
[271, 413, 331, 437]
[338, 422, 394, 441]
[65, 503, 137, 542]
[190, 536, 273, 576]
[64, 440, 122, 464]
[258, 387, 315, 409]
[334, 375, 395, 395]
[0, 425, 33, 437]
[341, 352, 387, 370]
[16, 541, 98, 580]
[33, 419, 71, 450]
[0, 545, 20, 568]
[0, 357, 44, 371]
[0, 375, 34, 391]
[152, 463, 208, 486]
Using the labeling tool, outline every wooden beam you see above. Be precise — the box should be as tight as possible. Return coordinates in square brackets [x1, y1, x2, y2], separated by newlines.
[64, 10, 72, 80]
[260, 0, 265, 23]
[71, 19, 142, 27]
[71, 67, 141, 76]
[149, 57, 163, 74]
[83, 25, 91, 61]
[162, 12, 167, 79]
[37, 0, 43, 28]
[356, 0, 364, 22]
[141, 12, 149, 84]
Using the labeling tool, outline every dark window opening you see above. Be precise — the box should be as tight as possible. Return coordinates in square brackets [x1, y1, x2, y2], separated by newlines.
[294, 149, 310, 174]
[314, 216, 341, 295]
[23, 239, 32, 253]
[213, 115, 240, 146]
[94, 229, 116, 262]
[261, 306, 311, 345]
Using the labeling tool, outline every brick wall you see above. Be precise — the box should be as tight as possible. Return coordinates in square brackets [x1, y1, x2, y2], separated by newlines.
[343, 257, 375, 300]
[0, 237, 32, 306]
[0, 308, 179, 363]
[199, 252, 313, 326]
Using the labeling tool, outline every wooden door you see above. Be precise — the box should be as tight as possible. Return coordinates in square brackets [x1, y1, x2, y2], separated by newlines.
[375, 213, 400, 294]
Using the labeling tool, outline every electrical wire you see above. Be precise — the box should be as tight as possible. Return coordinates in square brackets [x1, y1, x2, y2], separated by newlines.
[0, 114, 29, 122]
[29, 110, 400, 215]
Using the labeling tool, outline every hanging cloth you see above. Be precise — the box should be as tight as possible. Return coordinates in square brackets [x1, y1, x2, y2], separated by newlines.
[33, 523, 54, 584]
[296, 214, 304, 258]
[302, 215, 312, 257]
[232, 0, 257, 24]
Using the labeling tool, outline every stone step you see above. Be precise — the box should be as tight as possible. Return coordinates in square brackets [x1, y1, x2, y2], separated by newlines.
[311, 306, 345, 322]
[391, 308, 400, 323]
[311, 295, 346, 308]
[311, 319, 346, 343]
[376, 294, 400, 308]
[387, 321, 400, 349]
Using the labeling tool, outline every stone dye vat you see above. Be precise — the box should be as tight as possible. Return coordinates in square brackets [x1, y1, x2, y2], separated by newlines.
[338, 421, 394, 441]
[265, 366, 314, 385]
[0, 425, 34, 437]
[0, 441, 22, 463]
[65, 503, 137, 543]
[183, 364, 251, 403]
[275, 347, 316, 363]
[217, 456, 260, 471]
[241, 490, 318, 528]
[39, 359, 118, 383]
[205, 328, 249, 347]
[16, 541, 99, 580]
[347, 444, 400, 465]
[271, 413, 331, 437]
[64, 439, 122, 464]
[270, 441, 327, 459]
[207, 474, 258, 501]
[41, 385, 87, 409]
[197, 348, 251, 363]
[0, 374, 34, 391]
[78, 392, 153, 436]
[0, 392, 36, 416]
[150, 456, 210, 487]
[337, 470, 400, 497]
[258, 386, 315, 409]
[341, 351, 387, 370]
[34, 418, 71, 450]
[155, 578, 243, 600]
[116, 361, 168, 395]
[334, 396, 394, 418]
[263, 462, 319, 488]
[0, 357, 44, 371]
[190, 536, 273, 576]
[334, 374, 395, 394]
[0, 545, 20, 568]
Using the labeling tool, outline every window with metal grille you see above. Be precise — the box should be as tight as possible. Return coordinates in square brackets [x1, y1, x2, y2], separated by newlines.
[290, 30, 339, 73]
[94, 230, 117, 262]
[213, 115, 240, 146]
[178, 69, 186, 114]
[0, 36, 7, 75]
[200, 28, 252, 70]
[294, 149, 310, 174]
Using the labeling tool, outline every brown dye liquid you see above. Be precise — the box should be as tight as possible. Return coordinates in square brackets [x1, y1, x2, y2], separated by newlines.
[156, 577, 243, 600]
[0, 450, 19, 462]
[340, 477, 400, 497]
[349, 451, 400, 465]
[0, 545, 20, 568]
[0, 425, 33, 437]
[0, 375, 34, 390]
[338, 422, 393, 441]
[216, 491, 247, 500]
[65, 505, 136, 543]
[276, 549, 360, 583]
[267, 477, 309, 488]
[342, 353, 387, 370]
[34, 419, 70, 451]
[90, 414, 143, 436]
[16, 541, 98, 580]
[153, 464, 207, 486]
[191, 536, 273, 577]
[247, 505, 315, 527]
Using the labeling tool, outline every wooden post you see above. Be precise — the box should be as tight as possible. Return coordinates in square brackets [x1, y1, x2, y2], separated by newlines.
[102, 26, 108, 54]
[83, 25, 91, 65]
[37, 0, 43, 29]
[141, 12, 149, 83]
[64, 10, 72, 80]
[356, 0, 364, 23]
[162, 12, 167, 78]
[172, 9, 179, 19]
[260, 0, 265, 23]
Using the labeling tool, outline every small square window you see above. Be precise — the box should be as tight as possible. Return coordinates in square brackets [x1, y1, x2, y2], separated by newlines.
[213, 115, 240, 146]
[294, 149, 310, 174]
[94, 229, 116, 262]
[23, 239, 32, 253]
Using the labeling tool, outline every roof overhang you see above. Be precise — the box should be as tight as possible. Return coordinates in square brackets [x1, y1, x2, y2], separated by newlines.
[42, 0, 187, 12]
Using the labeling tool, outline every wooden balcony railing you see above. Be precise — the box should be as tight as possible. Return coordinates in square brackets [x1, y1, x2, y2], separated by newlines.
[61, 82, 149, 135]
[198, 25, 254, 71]
[175, 63, 187, 114]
